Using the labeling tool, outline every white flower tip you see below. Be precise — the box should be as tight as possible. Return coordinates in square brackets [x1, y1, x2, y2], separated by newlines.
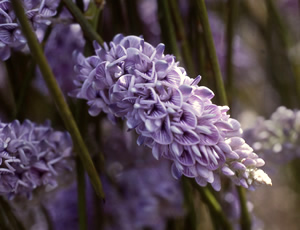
[252, 169, 272, 186]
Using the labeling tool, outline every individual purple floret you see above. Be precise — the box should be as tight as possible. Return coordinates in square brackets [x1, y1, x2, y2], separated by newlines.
[0, 0, 59, 60]
[0, 119, 73, 198]
[244, 106, 300, 167]
[71, 34, 271, 190]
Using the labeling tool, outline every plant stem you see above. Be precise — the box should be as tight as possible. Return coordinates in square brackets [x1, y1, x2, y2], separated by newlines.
[196, 185, 233, 230]
[237, 186, 251, 230]
[168, 0, 195, 77]
[182, 178, 197, 230]
[225, 0, 238, 108]
[11, 0, 105, 199]
[15, 61, 35, 118]
[266, 0, 300, 106]
[62, 0, 104, 46]
[157, 0, 181, 61]
[195, 1, 252, 228]
[195, 0, 228, 105]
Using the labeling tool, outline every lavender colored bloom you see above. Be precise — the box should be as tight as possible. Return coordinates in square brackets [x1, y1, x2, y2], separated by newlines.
[0, 119, 73, 198]
[0, 0, 59, 60]
[71, 34, 271, 191]
[244, 106, 300, 167]
[35, 23, 85, 94]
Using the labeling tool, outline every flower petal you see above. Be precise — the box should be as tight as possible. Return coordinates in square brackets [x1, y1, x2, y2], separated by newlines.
[151, 117, 173, 145]
[174, 130, 200, 146]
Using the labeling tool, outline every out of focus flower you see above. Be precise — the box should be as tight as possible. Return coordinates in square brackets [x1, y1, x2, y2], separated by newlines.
[100, 123, 184, 230]
[103, 162, 184, 230]
[71, 34, 271, 190]
[221, 185, 264, 230]
[0, 119, 73, 198]
[244, 106, 300, 167]
[35, 23, 85, 94]
[0, 0, 59, 60]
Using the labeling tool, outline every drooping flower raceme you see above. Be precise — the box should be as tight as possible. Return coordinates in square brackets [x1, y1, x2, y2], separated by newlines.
[0, 0, 59, 60]
[244, 106, 300, 166]
[0, 119, 73, 198]
[71, 34, 271, 190]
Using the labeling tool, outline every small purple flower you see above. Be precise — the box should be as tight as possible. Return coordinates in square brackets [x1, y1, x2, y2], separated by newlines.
[0, 0, 59, 60]
[0, 119, 73, 198]
[71, 34, 271, 190]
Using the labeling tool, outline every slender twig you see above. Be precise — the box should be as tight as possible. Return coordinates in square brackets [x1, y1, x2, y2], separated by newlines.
[225, 0, 238, 108]
[168, 0, 195, 77]
[195, 0, 228, 105]
[62, 0, 104, 46]
[157, 0, 181, 61]
[11, 0, 105, 199]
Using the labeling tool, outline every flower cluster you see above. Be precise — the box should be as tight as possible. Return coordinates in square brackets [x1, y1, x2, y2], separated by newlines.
[71, 34, 271, 190]
[0, 0, 59, 60]
[244, 106, 300, 166]
[0, 119, 73, 198]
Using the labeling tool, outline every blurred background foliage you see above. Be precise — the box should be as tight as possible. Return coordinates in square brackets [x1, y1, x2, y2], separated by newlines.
[0, 0, 299, 230]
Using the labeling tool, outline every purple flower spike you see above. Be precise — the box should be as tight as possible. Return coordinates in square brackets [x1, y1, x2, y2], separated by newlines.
[71, 34, 271, 190]
[0, 120, 73, 198]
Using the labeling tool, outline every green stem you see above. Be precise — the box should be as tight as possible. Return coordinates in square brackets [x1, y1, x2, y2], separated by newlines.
[182, 178, 197, 230]
[11, 0, 105, 199]
[14, 61, 36, 118]
[195, 1, 251, 228]
[195, 0, 228, 105]
[196, 186, 233, 230]
[62, 0, 104, 46]
[157, 0, 181, 61]
[225, 0, 238, 108]
[237, 186, 251, 230]
[266, 0, 300, 106]
[168, 0, 195, 77]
